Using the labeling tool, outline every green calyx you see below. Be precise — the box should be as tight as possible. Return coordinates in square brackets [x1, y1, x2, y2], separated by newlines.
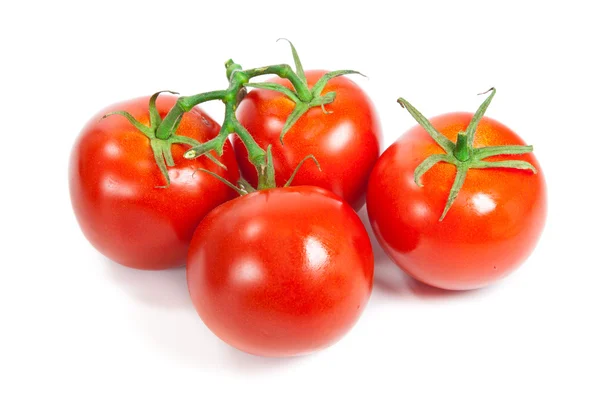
[397, 88, 537, 221]
[244, 39, 363, 144]
[102, 90, 219, 186]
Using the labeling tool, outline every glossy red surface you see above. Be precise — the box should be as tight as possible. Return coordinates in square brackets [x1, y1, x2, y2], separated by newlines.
[69, 95, 239, 270]
[367, 113, 547, 290]
[235, 70, 381, 209]
[187, 186, 374, 357]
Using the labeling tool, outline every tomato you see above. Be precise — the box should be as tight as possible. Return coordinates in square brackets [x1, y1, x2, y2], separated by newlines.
[367, 112, 547, 290]
[69, 95, 239, 270]
[186, 186, 373, 357]
[235, 70, 381, 210]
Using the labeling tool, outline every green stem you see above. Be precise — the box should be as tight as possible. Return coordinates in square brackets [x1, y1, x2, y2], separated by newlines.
[155, 101, 186, 140]
[156, 63, 312, 143]
[180, 90, 228, 111]
[232, 120, 266, 166]
[453, 132, 471, 162]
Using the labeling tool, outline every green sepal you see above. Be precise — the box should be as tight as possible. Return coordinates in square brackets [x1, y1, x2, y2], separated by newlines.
[311, 91, 336, 106]
[278, 38, 307, 85]
[244, 82, 300, 103]
[170, 134, 200, 148]
[440, 163, 469, 221]
[312, 70, 364, 97]
[150, 139, 171, 187]
[470, 160, 537, 173]
[397, 97, 455, 153]
[162, 146, 175, 167]
[148, 90, 179, 130]
[101, 111, 154, 138]
[284, 154, 321, 187]
[237, 177, 256, 194]
[194, 168, 246, 196]
[473, 145, 533, 160]
[280, 102, 310, 143]
[279, 92, 337, 144]
[414, 154, 455, 187]
[204, 154, 228, 170]
[466, 88, 495, 146]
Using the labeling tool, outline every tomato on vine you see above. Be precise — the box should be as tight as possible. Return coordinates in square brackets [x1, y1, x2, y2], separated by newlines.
[69, 93, 239, 270]
[367, 89, 547, 290]
[234, 40, 381, 209]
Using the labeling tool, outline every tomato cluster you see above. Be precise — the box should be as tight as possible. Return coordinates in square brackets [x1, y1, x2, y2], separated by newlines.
[70, 42, 546, 357]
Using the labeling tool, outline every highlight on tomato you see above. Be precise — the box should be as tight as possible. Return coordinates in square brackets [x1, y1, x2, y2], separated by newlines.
[234, 40, 381, 210]
[367, 88, 547, 290]
[69, 93, 239, 270]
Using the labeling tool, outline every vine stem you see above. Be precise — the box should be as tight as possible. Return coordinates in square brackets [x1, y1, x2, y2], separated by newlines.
[155, 61, 315, 184]
[105, 40, 353, 189]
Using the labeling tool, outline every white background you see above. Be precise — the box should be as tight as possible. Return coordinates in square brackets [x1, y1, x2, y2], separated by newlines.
[2, 1, 598, 398]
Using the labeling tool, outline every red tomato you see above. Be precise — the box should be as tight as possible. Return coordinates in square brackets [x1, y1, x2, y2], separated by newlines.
[235, 70, 381, 210]
[70, 95, 239, 270]
[367, 113, 547, 290]
[187, 186, 374, 357]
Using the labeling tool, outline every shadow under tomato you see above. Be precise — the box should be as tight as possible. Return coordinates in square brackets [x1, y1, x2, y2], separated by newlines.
[404, 276, 487, 299]
[104, 258, 305, 370]
[373, 261, 492, 301]
[357, 207, 411, 297]
[357, 206, 388, 264]
[106, 259, 191, 310]
[372, 260, 412, 296]
[224, 346, 304, 372]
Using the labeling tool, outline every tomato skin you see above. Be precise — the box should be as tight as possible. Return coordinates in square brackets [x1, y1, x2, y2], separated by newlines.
[69, 95, 239, 270]
[186, 186, 374, 357]
[367, 113, 547, 290]
[235, 70, 381, 210]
